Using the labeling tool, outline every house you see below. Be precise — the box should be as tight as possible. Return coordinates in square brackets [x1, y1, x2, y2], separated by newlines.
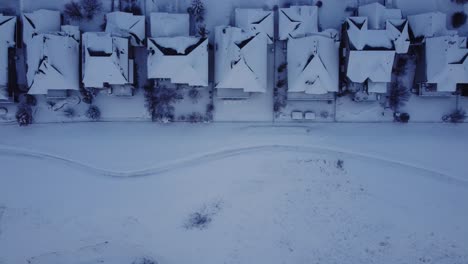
[82, 32, 134, 94]
[279, 6, 318, 40]
[287, 34, 339, 100]
[408, 12, 455, 41]
[150, 12, 189, 37]
[342, 4, 409, 101]
[235, 8, 274, 43]
[147, 12, 208, 87]
[105, 11, 146, 46]
[25, 26, 80, 97]
[0, 14, 16, 102]
[22, 9, 61, 45]
[147, 37, 208, 86]
[415, 35, 468, 96]
[215, 26, 268, 99]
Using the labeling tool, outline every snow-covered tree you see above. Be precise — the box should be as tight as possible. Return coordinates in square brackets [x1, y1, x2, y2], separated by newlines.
[86, 105, 101, 121]
[188, 0, 205, 22]
[80, 0, 103, 20]
[64, 1, 83, 21]
[16, 104, 33, 126]
[388, 82, 411, 111]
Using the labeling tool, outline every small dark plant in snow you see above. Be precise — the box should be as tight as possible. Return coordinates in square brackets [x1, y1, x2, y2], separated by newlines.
[187, 0, 205, 22]
[64, 1, 83, 21]
[63, 107, 76, 118]
[452, 12, 467, 28]
[278, 63, 287, 73]
[188, 112, 204, 123]
[16, 104, 33, 126]
[444, 109, 466, 123]
[132, 257, 158, 264]
[388, 82, 411, 111]
[196, 24, 209, 38]
[80, 0, 102, 20]
[86, 105, 101, 121]
[336, 159, 344, 170]
[80, 87, 94, 104]
[46, 100, 56, 108]
[184, 201, 223, 230]
[188, 88, 201, 103]
[277, 79, 286, 88]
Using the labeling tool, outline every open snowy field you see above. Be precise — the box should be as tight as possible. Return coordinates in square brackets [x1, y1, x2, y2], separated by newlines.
[0, 123, 467, 264]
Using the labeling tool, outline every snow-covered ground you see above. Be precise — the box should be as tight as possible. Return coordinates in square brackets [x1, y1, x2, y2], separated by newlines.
[0, 123, 467, 264]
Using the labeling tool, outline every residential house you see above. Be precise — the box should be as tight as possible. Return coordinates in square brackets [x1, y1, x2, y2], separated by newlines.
[287, 33, 339, 101]
[25, 26, 80, 98]
[342, 3, 409, 101]
[279, 6, 318, 40]
[215, 26, 267, 99]
[0, 14, 16, 103]
[235, 8, 274, 43]
[82, 32, 134, 95]
[147, 12, 208, 87]
[105, 11, 146, 46]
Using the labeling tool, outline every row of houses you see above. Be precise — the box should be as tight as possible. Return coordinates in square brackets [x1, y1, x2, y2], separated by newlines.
[1, 2, 467, 105]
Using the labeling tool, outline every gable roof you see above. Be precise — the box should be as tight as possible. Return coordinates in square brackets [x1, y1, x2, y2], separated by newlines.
[347, 50, 396, 83]
[346, 17, 410, 54]
[288, 35, 338, 94]
[279, 6, 318, 40]
[150, 12, 189, 37]
[22, 9, 61, 44]
[215, 26, 267, 93]
[147, 37, 208, 86]
[358, 2, 402, 29]
[106, 12, 145, 46]
[82, 32, 130, 88]
[235, 8, 274, 44]
[425, 35, 468, 92]
[408, 12, 454, 39]
[26, 32, 80, 94]
[0, 14, 16, 92]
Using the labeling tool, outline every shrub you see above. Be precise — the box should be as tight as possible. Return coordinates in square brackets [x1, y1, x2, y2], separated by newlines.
[278, 63, 287, 73]
[188, 112, 204, 123]
[388, 82, 411, 111]
[452, 12, 467, 28]
[316, 1, 323, 7]
[185, 212, 211, 230]
[80, 0, 102, 20]
[16, 104, 33, 126]
[188, 88, 201, 103]
[86, 105, 101, 121]
[132, 257, 158, 264]
[63, 107, 75, 118]
[196, 24, 209, 38]
[80, 88, 94, 104]
[187, 0, 205, 22]
[448, 109, 466, 123]
[336, 159, 344, 170]
[206, 103, 214, 113]
[64, 1, 83, 21]
[277, 79, 286, 88]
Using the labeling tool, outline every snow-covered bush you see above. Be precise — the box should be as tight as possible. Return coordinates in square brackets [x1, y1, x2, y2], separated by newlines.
[388, 82, 411, 111]
[63, 107, 75, 118]
[64, 1, 83, 21]
[188, 88, 201, 103]
[86, 105, 101, 121]
[145, 83, 182, 122]
[80, 88, 94, 104]
[188, 112, 204, 123]
[80, 0, 102, 20]
[185, 212, 212, 230]
[16, 104, 33, 126]
[132, 257, 158, 264]
[445, 109, 466, 123]
[187, 0, 205, 22]
[452, 12, 467, 28]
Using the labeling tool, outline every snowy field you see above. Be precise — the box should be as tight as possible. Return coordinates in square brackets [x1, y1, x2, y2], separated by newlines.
[0, 123, 468, 264]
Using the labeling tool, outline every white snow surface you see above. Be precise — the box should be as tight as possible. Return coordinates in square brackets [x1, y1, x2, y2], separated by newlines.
[150, 12, 189, 38]
[0, 123, 467, 264]
[105, 12, 146, 47]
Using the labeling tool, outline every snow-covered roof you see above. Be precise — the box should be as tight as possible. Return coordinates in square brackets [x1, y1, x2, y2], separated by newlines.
[408, 12, 454, 39]
[82, 32, 131, 88]
[0, 13, 16, 100]
[346, 17, 410, 54]
[150, 12, 189, 37]
[105, 12, 145, 46]
[215, 26, 267, 93]
[279, 6, 318, 40]
[26, 30, 80, 95]
[235, 8, 274, 44]
[288, 35, 339, 94]
[22, 9, 61, 44]
[425, 35, 468, 92]
[147, 37, 208, 86]
[358, 2, 402, 29]
[347, 50, 396, 84]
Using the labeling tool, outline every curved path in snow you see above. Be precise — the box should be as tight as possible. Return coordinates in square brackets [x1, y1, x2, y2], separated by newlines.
[0, 144, 467, 187]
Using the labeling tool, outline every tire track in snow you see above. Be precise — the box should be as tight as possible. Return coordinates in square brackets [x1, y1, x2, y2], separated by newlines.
[0, 144, 467, 187]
